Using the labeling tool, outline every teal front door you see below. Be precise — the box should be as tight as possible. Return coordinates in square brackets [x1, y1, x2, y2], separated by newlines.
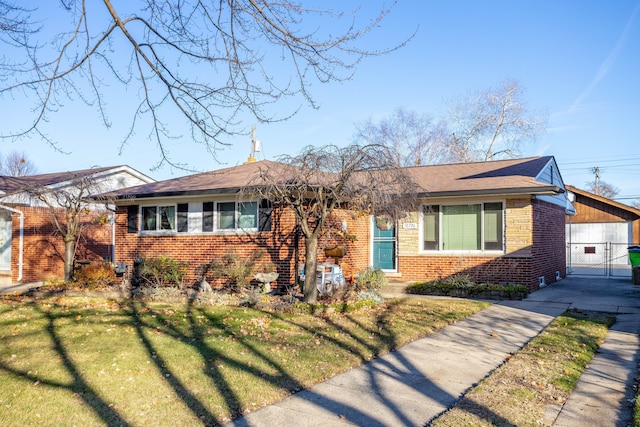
[372, 217, 396, 270]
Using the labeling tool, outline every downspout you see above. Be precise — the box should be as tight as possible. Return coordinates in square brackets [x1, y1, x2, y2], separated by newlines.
[111, 214, 116, 263]
[0, 204, 24, 282]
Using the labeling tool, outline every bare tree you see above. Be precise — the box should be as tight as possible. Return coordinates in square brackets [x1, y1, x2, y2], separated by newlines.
[446, 79, 547, 162]
[0, 2, 33, 43]
[353, 108, 450, 166]
[0, 150, 37, 176]
[24, 173, 110, 280]
[246, 144, 417, 303]
[0, 1, 408, 169]
[585, 180, 619, 199]
[631, 199, 640, 210]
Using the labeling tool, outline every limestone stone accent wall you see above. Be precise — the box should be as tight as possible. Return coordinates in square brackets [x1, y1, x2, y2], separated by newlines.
[397, 212, 420, 257]
[504, 198, 533, 257]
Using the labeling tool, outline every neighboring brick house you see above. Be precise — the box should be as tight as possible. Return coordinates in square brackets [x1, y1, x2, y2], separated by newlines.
[111, 156, 571, 292]
[0, 166, 154, 286]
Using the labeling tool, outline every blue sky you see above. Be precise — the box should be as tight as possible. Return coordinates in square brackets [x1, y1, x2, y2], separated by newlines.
[1, 1, 639, 202]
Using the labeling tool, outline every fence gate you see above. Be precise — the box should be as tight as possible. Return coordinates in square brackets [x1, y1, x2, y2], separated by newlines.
[566, 242, 633, 278]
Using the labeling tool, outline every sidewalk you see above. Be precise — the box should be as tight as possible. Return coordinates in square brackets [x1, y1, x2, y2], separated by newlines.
[225, 277, 640, 426]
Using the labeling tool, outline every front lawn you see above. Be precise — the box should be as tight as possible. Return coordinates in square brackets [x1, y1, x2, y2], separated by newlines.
[0, 294, 487, 426]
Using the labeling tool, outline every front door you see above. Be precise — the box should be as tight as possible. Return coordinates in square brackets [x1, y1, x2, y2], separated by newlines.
[0, 211, 12, 271]
[371, 216, 396, 271]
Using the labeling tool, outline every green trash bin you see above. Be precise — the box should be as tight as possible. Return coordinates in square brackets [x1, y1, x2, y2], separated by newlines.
[629, 246, 640, 285]
[629, 246, 640, 268]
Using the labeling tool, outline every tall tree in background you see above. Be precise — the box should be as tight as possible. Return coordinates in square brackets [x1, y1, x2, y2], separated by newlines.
[0, 1, 407, 169]
[353, 80, 547, 166]
[585, 180, 619, 199]
[353, 108, 450, 166]
[247, 144, 417, 303]
[0, 150, 37, 176]
[446, 79, 547, 162]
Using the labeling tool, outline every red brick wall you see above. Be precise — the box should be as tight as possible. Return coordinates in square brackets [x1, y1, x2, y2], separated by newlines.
[115, 205, 302, 287]
[531, 199, 566, 288]
[315, 210, 370, 272]
[396, 254, 534, 286]
[10, 206, 112, 283]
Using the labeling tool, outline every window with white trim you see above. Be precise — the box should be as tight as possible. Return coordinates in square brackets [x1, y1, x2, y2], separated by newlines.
[422, 202, 504, 251]
[140, 200, 270, 233]
[142, 205, 176, 231]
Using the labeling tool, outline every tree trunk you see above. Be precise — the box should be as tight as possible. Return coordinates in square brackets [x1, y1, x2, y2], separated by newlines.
[64, 238, 76, 281]
[303, 235, 319, 303]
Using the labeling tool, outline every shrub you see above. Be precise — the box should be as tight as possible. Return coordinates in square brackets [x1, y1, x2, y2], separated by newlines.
[74, 262, 117, 289]
[317, 282, 356, 304]
[209, 249, 265, 293]
[356, 289, 384, 305]
[406, 279, 529, 299]
[442, 274, 474, 288]
[356, 267, 388, 291]
[137, 256, 188, 288]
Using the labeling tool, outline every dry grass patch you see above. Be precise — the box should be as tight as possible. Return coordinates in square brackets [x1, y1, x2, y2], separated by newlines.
[0, 294, 487, 426]
[430, 310, 613, 426]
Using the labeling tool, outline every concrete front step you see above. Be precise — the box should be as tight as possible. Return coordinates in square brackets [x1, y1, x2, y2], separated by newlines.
[380, 283, 410, 296]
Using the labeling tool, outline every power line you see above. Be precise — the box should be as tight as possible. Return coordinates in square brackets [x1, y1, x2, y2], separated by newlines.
[559, 156, 640, 166]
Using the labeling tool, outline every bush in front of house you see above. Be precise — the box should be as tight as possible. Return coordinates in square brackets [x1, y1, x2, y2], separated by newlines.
[406, 276, 529, 300]
[73, 261, 117, 290]
[356, 289, 385, 305]
[137, 256, 188, 288]
[208, 249, 265, 293]
[356, 267, 388, 291]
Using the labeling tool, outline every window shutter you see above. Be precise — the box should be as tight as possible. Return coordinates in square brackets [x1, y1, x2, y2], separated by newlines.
[177, 203, 188, 232]
[203, 202, 214, 232]
[259, 200, 272, 232]
[127, 205, 138, 233]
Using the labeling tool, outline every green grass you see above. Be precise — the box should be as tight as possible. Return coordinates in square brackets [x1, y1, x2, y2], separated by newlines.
[0, 294, 487, 426]
[431, 311, 613, 426]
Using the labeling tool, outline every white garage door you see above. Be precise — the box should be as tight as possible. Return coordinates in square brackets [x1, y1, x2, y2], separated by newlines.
[566, 222, 631, 244]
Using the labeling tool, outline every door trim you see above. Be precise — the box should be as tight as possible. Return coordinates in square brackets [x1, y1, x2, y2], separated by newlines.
[370, 215, 397, 272]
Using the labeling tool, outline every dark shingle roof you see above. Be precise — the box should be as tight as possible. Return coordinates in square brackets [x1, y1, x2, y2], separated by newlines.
[111, 156, 562, 201]
[406, 156, 560, 197]
[111, 160, 282, 199]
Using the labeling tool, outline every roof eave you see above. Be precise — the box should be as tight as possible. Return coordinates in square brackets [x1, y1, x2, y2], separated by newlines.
[417, 185, 564, 198]
[113, 187, 248, 202]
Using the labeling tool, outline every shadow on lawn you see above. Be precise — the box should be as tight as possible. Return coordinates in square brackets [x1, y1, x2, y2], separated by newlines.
[0, 294, 513, 426]
[0, 301, 131, 426]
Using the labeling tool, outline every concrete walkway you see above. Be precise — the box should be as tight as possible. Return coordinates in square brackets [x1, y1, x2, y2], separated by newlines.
[224, 277, 640, 427]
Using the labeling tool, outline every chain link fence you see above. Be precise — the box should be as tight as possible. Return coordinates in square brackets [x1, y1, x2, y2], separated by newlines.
[566, 242, 634, 278]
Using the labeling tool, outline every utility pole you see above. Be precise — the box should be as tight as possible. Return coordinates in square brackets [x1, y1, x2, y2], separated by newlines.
[590, 166, 600, 195]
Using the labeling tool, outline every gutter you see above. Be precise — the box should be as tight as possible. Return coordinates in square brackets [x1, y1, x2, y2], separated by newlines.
[0, 204, 24, 282]
[416, 185, 564, 199]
